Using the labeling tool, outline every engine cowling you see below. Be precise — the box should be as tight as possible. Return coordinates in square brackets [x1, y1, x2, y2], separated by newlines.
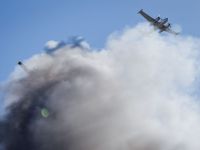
[166, 23, 171, 28]
[161, 18, 168, 24]
[155, 17, 160, 22]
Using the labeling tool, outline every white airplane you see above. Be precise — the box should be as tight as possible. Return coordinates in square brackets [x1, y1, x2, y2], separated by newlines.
[138, 9, 179, 35]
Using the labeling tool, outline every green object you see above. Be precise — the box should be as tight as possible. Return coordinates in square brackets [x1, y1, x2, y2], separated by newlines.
[41, 108, 49, 118]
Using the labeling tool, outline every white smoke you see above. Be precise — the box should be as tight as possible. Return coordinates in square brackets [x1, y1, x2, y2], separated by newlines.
[2, 23, 200, 150]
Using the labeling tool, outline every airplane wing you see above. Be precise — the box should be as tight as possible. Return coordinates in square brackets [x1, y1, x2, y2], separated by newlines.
[165, 28, 179, 35]
[138, 9, 156, 23]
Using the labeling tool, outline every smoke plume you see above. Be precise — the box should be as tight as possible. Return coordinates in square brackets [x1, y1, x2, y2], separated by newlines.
[1, 23, 200, 150]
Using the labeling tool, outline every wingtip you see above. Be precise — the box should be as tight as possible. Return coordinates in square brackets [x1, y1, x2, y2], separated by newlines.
[138, 9, 143, 14]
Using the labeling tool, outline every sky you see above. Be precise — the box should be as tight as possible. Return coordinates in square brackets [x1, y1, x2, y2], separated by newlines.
[0, 0, 200, 82]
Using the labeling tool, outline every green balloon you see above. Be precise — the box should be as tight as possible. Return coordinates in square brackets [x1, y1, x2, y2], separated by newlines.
[41, 108, 49, 118]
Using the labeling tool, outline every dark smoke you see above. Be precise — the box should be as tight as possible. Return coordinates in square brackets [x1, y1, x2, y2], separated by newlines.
[2, 81, 58, 150]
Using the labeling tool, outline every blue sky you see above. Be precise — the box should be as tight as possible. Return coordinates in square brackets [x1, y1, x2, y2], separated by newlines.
[0, 0, 200, 82]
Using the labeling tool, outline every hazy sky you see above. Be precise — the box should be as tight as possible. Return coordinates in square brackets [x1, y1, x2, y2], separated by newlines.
[0, 0, 199, 81]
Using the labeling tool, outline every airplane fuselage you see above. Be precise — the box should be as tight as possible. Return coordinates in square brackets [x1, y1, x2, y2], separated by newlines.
[152, 21, 168, 31]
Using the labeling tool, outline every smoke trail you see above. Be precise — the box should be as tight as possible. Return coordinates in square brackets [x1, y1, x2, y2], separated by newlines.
[1, 23, 200, 150]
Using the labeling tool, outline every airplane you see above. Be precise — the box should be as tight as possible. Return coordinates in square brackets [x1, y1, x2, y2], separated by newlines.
[17, 61, 22, 65]
[17, 61, 29, 73]
[138, 9, 179, 35]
